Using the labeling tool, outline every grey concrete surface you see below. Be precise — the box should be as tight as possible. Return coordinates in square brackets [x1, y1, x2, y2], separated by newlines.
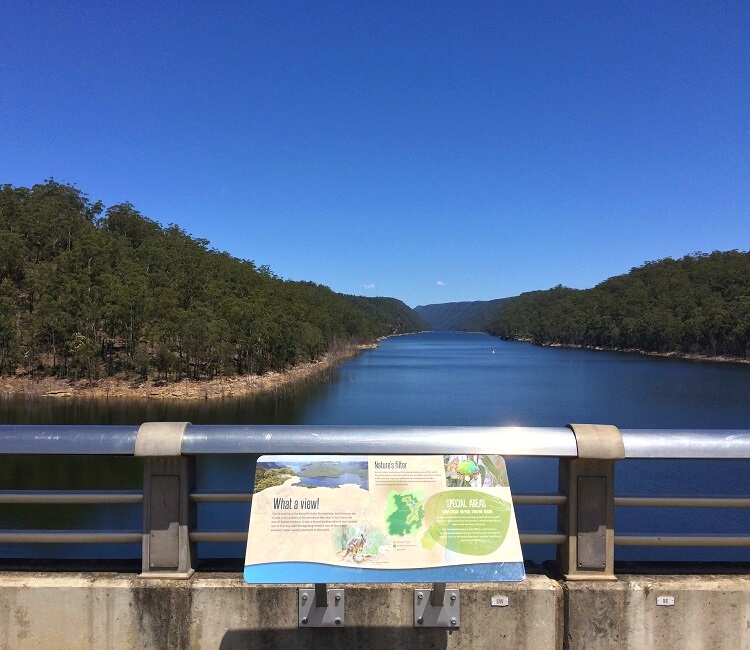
[2, 571, 748, 649]
[0, 573, 561, 650]
[564, 574, 750, 649]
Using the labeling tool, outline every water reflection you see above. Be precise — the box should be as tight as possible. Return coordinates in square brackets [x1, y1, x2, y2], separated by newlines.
[0, 375, 333, 425]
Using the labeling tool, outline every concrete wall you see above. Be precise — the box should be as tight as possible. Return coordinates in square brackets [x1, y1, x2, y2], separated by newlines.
[564, 575, 750, 650]
[0, 572, 748, 649]
[0, 573, 561, 650]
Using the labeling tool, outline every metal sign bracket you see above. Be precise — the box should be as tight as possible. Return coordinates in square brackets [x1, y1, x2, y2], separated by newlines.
[298, 584, 345, 628]
[414, 583, 460, 628]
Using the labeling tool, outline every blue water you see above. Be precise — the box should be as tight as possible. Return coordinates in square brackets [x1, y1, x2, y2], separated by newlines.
[297, 332, 750, 429]
[2, 331, 749, 563]
[205, 332, 750, 564]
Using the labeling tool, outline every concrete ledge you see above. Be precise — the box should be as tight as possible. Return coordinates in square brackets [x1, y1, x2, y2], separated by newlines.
[564, 574, 750, 649]
[0, 573, 561, 649]
[3, 571, 748, 649]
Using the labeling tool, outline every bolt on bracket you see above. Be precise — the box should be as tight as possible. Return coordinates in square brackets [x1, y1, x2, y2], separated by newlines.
[298, 585, 345, 628]
[414, 583, 460, 628]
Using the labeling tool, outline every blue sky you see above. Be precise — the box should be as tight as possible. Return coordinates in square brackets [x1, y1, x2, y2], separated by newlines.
[2, 2, 748, 307]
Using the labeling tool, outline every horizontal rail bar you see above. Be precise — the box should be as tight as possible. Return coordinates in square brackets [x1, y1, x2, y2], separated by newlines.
[620, 429, 750, 459]
[190, 493, 253, 503]
[189, 531, 568, 545]
[615, 496, 750, 508]
[190, 531, 247, 543]
[0, 491, 143, 504]
[0, 425, 139, 454]
[183, 425, 578, 456]
[8, 530, 745, 548]
[519, 533, 566, 545]
[188, 492, 568, 505]
[2, 425, 749, 459]
[0, 531, 141, 544]
[615, 535, 750, 547]
[514, 494, 567, 506]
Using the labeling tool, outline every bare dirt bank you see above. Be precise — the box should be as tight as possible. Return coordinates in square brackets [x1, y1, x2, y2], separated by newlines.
[0, 343, 378, 401]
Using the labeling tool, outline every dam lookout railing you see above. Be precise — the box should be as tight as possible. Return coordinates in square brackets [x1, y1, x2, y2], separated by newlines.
[0, 424, 748, 582]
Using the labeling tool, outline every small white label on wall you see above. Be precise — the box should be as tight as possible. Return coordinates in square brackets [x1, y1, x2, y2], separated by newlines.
[656, 596, 675, 606]
[491, 595, 509, 607]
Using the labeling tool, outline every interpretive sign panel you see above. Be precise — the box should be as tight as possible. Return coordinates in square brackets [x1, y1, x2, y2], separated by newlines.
[244, 454, 524, 583]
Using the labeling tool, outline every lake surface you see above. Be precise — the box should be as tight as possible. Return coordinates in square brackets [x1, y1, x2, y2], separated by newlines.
[1, 331, 748, 563]
[4, 331, 749, 428]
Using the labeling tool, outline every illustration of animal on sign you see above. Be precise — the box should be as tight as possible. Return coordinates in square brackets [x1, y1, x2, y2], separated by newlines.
[340, 533, 366, 561]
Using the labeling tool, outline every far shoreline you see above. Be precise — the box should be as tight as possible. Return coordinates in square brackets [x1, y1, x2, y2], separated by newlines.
[0, 342, 381, 401]
[2, 331, 746, 402]
[507, 337, 750, 365]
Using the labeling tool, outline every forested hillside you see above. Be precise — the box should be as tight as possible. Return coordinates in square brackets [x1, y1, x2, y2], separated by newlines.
[483, 251, 750, 360]
[342, 295, 428, 334]
[0, 180, 427, 380]
[414, 298, 511, 331]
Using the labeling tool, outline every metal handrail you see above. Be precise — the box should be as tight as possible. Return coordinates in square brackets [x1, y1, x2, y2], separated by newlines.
[2, 424, 748, 458]
[615, 535, 750, 547]
[0, 490, 143, 504]
[0, 531, 141, 544]
[615, 496, 750, 508]
[620, 429, 750, 458]
[188, 492, 570, 506]
[5, 489, 746, 547]
[190, 492, 253, 503]
[182, 425, 579, 456]
[0, 425, 748, 557]
[0, 425, 139, 454]
[185, 490, 570, 546]
[186, 531, 571, 545]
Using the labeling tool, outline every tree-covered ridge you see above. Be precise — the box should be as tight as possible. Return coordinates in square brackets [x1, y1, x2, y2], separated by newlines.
[414, 298, 512, 331]
[483, 251, 750, 360]
[0, 180, 427, 379]
[342, 295, 428, 335]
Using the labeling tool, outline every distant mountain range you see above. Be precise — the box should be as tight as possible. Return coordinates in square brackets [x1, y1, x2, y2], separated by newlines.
[414, 298, 512, 331]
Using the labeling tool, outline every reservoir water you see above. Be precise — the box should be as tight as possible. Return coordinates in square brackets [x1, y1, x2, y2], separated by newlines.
[4, 331, 749, 428]
[1, 331, 748, 563]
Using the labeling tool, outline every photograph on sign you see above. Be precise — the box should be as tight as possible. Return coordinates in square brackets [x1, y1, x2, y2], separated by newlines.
[244, 454, 525, 583]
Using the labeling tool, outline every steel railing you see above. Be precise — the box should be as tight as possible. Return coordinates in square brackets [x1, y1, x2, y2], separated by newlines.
[0, 424, 748, 578]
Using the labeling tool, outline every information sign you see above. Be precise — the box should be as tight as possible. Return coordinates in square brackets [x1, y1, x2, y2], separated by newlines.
[244, 454, 524, 583]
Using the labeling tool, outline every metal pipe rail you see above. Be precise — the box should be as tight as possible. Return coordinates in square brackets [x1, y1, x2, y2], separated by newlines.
[615, 496, 750, 508]
[2, 424, 748, 458]
[0, 491, 143, 504]
[187, 492, 570, 506]
[0, 531, 142, 544]
[615, 535, 750, 547]
[0, 424, 748, 580]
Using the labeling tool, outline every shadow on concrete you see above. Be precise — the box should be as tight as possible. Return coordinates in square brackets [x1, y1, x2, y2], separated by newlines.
[220, 626, 453, 649]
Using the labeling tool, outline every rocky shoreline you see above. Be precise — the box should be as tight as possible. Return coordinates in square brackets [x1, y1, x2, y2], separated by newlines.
[534, 340, 750, 364]
[0, 343, 378, 401]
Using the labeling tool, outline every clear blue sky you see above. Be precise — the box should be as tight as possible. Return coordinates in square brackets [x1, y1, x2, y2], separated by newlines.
[2, 2, 748, 307]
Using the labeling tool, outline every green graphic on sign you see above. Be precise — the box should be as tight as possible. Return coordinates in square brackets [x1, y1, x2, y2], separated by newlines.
[385, 490, 425, 536]
[422, 489, 511, 556]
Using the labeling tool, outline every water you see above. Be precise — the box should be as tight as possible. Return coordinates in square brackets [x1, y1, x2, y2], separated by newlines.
[296, 332, 750, 428]
[4, 331, 749, 428]
[1, 331, 749, 563]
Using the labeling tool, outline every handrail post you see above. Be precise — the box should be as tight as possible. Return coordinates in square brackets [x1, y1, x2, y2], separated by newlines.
[557, 424, 624, 580]
[136, 422, 195, 579]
